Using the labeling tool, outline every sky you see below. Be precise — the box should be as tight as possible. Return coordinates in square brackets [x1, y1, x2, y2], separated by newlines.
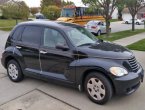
[21, 0, 82, 7]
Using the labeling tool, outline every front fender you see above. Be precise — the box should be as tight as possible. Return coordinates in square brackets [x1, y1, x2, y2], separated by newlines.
[74, 58, 121, 86]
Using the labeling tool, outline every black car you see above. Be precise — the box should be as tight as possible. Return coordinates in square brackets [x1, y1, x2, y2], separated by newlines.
[1, 21, 144, 105]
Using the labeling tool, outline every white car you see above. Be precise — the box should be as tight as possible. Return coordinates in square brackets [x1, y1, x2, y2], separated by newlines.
[85, 20, 111, 36]
[124, 19, 144, 25]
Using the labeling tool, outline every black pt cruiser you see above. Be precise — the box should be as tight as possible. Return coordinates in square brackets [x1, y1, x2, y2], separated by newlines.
[1, 21, 144, 105]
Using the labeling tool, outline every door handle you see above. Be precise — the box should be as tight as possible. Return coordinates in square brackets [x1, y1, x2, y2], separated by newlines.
[40, 50, 47, 54]
[16, 46, 22, 49]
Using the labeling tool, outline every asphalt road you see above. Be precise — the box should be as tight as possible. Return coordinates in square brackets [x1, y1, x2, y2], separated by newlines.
[0, 30, 145, 110]
[111, 21, 145, 33]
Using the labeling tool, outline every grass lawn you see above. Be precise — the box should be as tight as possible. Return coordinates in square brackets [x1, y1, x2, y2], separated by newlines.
[127, 39, 145, 51]
[110, 19, 119, 22]
[97, 29, 145, 41]
[0, 19, 24, 31]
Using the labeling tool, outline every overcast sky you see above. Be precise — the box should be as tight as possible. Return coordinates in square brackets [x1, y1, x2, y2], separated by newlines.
[21, 0, 82, 7]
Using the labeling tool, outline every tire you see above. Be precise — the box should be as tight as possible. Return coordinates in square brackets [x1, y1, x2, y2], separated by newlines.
[84, 72, 113, 105]
[136, 22, 140, 25]
[7, 60, 24, 82]
[125, 21, 128, 24]
[97, 30, 101, 36]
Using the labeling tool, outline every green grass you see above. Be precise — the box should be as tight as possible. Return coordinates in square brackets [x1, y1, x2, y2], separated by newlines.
[110, 19, 119, 22]
[0, 19, 24, 31]
[97, 29, 145, 41]
[127, 39, 145, 51]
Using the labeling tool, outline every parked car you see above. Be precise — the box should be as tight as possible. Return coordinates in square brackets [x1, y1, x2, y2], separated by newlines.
[1, 21, 144, 105]
[85, 20, 111, 36]
[124, 19, 144, 25]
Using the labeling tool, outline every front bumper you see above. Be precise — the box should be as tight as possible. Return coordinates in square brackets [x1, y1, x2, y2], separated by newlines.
[113, 67, 144, 95]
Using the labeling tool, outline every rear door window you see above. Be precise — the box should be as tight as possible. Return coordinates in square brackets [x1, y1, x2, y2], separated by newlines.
[21, 26, 42, 46]
[11, 26, 24, 40]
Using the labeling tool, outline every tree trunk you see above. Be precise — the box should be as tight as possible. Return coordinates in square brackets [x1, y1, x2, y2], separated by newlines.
[16, 19, 18, 25]
[118, 10, 123, 20]
[105, 19, 110, 37]
[132, 16, 135, 31]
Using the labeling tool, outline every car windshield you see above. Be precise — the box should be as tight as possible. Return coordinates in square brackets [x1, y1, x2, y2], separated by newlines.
[66, 27, 97, 46]
[61, 8, 74, 17]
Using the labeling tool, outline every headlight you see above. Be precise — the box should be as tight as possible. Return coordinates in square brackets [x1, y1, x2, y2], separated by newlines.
[110, 67, 128, 77]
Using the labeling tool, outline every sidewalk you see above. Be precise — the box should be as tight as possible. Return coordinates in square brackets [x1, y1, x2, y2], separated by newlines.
[114, 32, 145, 46]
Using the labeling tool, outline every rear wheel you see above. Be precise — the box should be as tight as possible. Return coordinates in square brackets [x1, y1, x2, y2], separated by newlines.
[7, 60, 24, 82]
[97, 30, 101, 36]
[85, 72, 113, 105]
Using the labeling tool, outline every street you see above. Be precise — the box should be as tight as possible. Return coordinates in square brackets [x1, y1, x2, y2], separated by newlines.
[111, 21, 145, 33]
[0, 28, 145, 110]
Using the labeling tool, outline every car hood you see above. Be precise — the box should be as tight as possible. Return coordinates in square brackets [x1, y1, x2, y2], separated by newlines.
[77, 41, 133, 59]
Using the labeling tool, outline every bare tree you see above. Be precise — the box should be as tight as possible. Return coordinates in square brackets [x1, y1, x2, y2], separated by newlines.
[82, 0, 117, 37]
[125, 0, 145, 31]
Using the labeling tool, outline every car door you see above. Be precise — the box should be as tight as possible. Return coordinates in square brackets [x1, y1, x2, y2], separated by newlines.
[39, 27, 76, 82]
[15, 26, 42, 74]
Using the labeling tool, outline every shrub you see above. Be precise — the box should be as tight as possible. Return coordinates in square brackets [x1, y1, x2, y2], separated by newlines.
[1, 1, 29, 19]
[41, 5, 60, 20]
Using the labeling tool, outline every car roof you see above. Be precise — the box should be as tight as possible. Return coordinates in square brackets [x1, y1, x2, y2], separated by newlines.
[17, 21, 82, 29]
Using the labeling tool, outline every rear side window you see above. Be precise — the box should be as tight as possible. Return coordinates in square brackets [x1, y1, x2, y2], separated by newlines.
[21, 26, 42, 46]
[11, 26, 24, 40]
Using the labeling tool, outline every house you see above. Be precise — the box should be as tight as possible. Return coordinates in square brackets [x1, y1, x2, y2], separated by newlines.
[111, 8, 118, 19]
[122, 8, 137, 20]
[137, 7, 145, 19]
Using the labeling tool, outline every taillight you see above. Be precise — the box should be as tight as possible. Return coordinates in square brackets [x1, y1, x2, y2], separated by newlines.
[91, 26, 97, 29]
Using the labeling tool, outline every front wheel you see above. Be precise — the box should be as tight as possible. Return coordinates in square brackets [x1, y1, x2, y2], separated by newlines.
[7, 60, 24, 82]
[125, 21, 129, 24]
[85, 72, 113, 105]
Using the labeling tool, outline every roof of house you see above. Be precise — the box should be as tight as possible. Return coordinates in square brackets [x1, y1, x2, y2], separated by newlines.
[122, 8, 130, 13]
[122, 7, 145, 14]
[138, 7, 145, 13]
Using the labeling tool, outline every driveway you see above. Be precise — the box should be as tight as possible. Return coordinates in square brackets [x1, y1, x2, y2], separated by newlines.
[111, 21, 145, 33]
[0, 31, 145, 110]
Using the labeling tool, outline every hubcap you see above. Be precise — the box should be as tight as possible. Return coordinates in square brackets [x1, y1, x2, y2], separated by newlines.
[87, 78, 105, 101]
[8, 64, 18, 80]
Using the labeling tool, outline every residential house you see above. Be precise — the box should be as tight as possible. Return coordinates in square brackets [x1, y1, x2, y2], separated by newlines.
[122, 8, 137, 20]
[137, 7, 145, 19]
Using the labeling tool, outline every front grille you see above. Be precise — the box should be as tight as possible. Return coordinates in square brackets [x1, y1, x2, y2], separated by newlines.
[128, 57, 139, 72]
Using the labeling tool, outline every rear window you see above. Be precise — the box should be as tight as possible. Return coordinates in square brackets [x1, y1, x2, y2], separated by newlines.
[21, 26, 42, 46]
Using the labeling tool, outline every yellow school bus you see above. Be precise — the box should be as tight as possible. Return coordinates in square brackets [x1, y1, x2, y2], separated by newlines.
[57, 5, 105, 26]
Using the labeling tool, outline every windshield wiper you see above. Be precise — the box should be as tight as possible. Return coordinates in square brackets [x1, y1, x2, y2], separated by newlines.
[78, 43, 93, 47]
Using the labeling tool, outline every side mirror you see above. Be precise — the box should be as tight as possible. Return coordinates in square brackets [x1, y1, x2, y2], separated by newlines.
[56, 44, 69, 51]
